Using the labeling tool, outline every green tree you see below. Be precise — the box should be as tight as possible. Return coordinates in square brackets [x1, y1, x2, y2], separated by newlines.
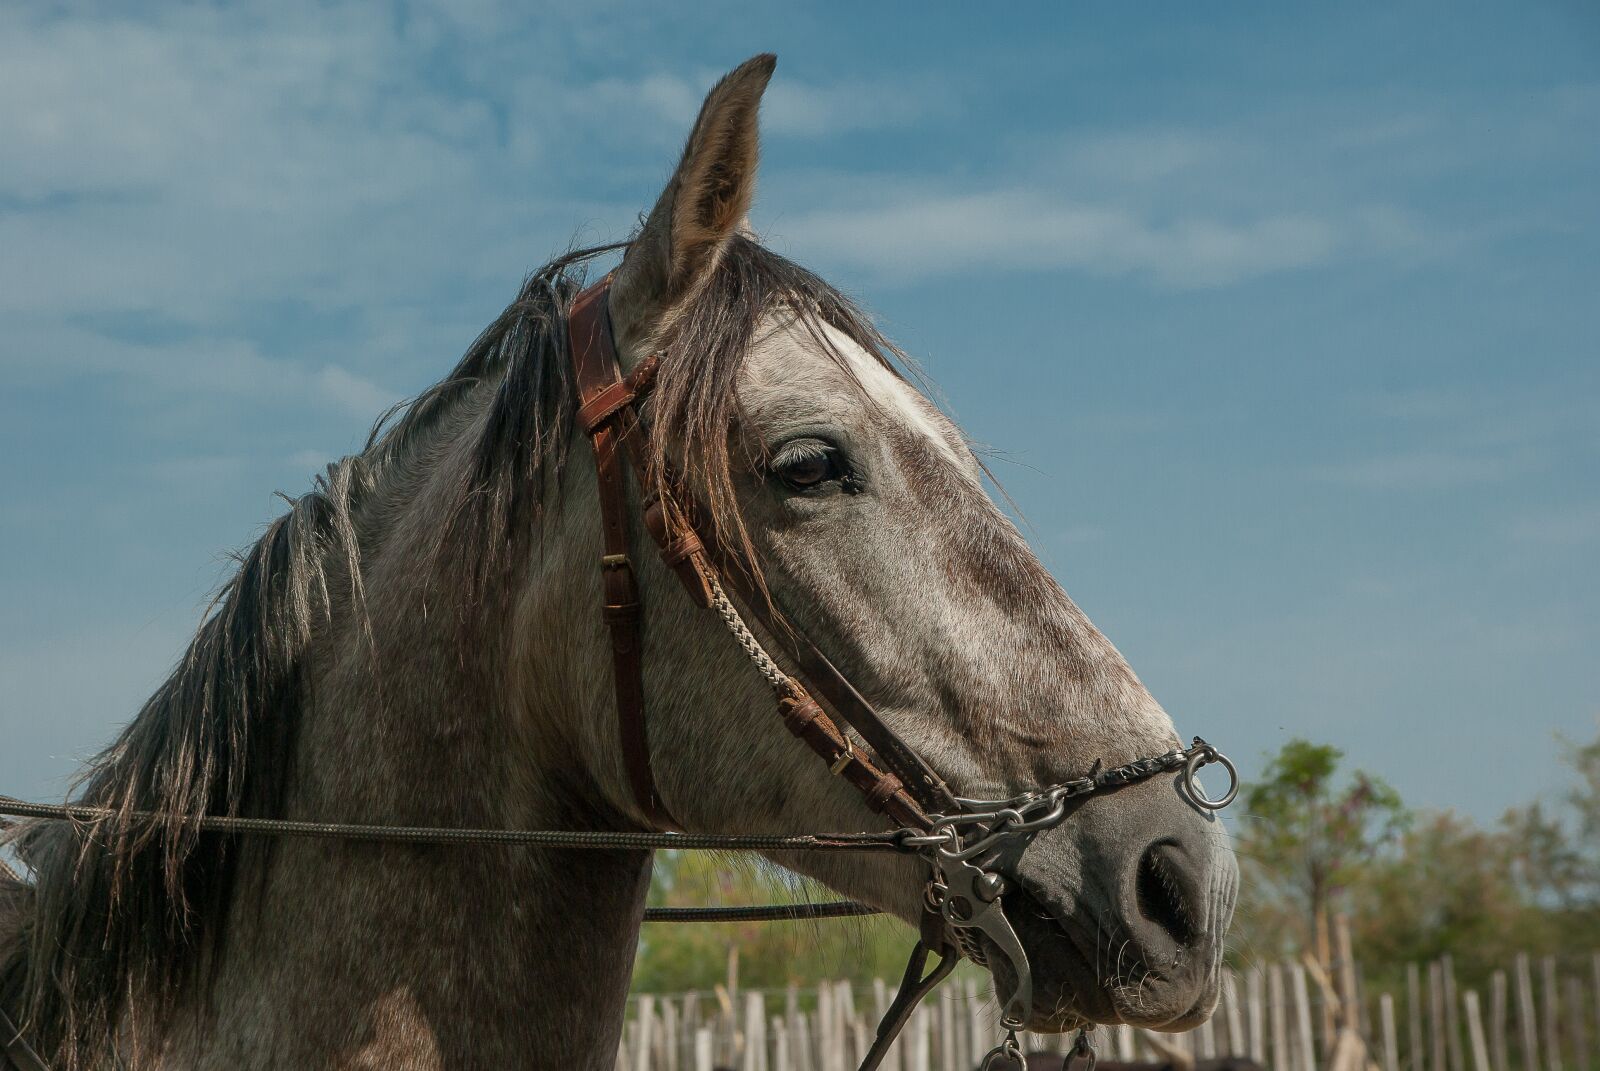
[1351, 811, 1552, 981]
[1238, 739, 1407, 960]
[1562, 728, 1600, 849]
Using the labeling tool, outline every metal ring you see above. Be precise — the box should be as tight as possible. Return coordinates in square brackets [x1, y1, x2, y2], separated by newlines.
[1181, 747, 1239, 810]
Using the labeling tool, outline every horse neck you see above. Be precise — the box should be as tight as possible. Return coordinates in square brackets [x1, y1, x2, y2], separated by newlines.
[185, 467, 652, 1069]
[199, 830, 651, 1068]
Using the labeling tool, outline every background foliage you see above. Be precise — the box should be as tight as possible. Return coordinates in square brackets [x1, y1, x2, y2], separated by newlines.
[1236, 728, 1600, 993]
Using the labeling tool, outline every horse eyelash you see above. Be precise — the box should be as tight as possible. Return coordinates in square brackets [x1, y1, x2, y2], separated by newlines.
[770, 440, 832, 469]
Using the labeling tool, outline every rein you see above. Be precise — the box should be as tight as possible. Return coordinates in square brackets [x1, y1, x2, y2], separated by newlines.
[0, 276, 1241, 1071]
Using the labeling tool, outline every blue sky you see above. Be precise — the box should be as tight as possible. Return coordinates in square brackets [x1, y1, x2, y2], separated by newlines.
[2, 2, 1595, 826]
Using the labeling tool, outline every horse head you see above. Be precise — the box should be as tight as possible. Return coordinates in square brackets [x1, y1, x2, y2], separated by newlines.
[535, 54, 1239, 1032]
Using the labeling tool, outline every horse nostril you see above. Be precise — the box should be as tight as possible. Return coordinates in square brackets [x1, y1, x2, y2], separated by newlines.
[1135, 841, 1197, 949]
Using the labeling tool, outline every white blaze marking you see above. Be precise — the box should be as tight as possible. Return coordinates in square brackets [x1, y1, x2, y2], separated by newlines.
[813, 320, 967, 469]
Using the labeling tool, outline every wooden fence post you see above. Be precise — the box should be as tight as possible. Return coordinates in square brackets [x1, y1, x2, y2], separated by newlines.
[695, 1027, 715, 1071]
[1291, 963, 1317, 1071]
[1117, 1023, 1137, 1063]
[1359, 963, 1374, 1041]
[908, 1006, 930, 1071]
[1248, 967, 1266, 1063]
[744, 991, 767, 1071]
[1410, 963, 1426, 1071]
[1224, 969, 1246, 1057]
[636, 995, 656, 1071]
[1197, 1013, 1217, 1059]
[1318, 909, 1336, 1059]
[1515, 953, 1540, 1071]
[871, 978, 897, 1071]
[1431, 961, 1448, 1071]
[834, 982, 857, 1071]
[1593, 955, 1600, 1070]
[1491, 971, 1508, 1071]
[1564, 976, 1588, 1071]
[1271, 964, 1291, 1071]
[819, 981, 838, 1071]
[937, 984, 957, 1071]
[1381, 993, 1400, 1071]
[785, 986, 806, 1071]
[1444, 955, 1465, 1071]
[964, 978, 986, 1067]
[790, 1005, 806, 1069]
[1541, 956, 1562, 1071]
[1463, 991, 1490, 1071]
[663, 999, 680, 1071]
[1336, 915, 1360, 1033]
[774, 1017, 791, 1071]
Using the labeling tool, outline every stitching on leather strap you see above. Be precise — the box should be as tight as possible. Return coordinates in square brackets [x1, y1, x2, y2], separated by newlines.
[662, 530, 705, 567]
[780, 695, 824, 734]
[576, 353, 662, 433]
[866, 774, 905, 811]
[626, 352, 661, 393]
[577, 379, 639, 433]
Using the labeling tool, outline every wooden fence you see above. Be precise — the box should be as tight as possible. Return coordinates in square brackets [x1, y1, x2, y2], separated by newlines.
[617, 943, 1600, 1071]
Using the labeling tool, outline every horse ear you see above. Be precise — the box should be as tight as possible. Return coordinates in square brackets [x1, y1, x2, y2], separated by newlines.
[609, 53, 776, 361]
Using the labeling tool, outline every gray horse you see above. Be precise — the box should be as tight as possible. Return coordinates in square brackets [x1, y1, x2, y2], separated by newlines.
[0, 55, 1237, 1069]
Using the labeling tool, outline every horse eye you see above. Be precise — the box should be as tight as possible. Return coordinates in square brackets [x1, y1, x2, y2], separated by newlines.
[771, 442, 844, 492]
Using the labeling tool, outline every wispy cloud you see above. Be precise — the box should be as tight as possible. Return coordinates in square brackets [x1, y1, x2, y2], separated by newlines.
[780, 187, 1345, 287]
[2, 320, 395, 419]
[1317, 381, 1596, 491]
[315, 365, 396, 416]
[1509, 506, 1600, 548]
[768, 82, 1600, 289]
[1314, 449, 1531, 490]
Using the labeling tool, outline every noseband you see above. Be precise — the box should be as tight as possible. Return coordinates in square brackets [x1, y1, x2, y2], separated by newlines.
[565, 277, 1238, 1068]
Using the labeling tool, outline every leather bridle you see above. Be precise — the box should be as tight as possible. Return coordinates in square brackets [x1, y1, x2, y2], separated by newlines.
[0, 275, 1239, 1071]
[564, 276, 1238, 1068]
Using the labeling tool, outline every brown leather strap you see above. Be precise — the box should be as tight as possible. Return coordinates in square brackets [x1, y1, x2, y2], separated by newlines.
[777, 695, 927, 830]
[857, 934, 959, 1071]
[568, 282, 677, 830]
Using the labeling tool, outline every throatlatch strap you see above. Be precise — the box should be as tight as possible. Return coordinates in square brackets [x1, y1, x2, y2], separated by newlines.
[568, 280, 677, 830]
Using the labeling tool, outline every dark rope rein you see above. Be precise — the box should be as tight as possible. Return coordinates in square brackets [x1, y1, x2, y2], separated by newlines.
[0, 739, 1235, 926]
